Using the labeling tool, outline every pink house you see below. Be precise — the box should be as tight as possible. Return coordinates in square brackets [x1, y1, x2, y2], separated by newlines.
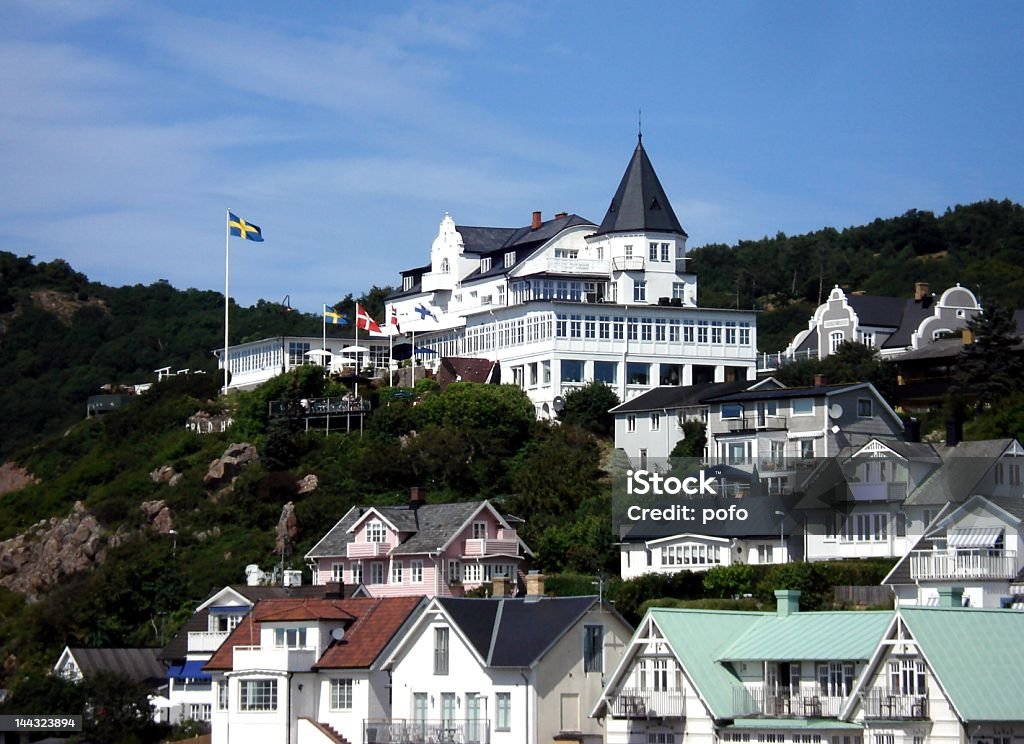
[304, 488, 534, 598]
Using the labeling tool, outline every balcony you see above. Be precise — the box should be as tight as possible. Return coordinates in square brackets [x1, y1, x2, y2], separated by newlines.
[608, 688, 685, 719]
[909, 550, 1017, 580]
[364, 719, 490, 744]
[732, 686, 844, 718]
[612, 256, 645, 271]
[712, 414, 788, 434]
[545, 257, 610, 275]
[421, 271, 456, 292]
[464, 529, 520, 557]
[861, 689, 928, 720]
[187, 630, 230, 653]
[232, 645, 317, 673]
[347, 542, 391, 559]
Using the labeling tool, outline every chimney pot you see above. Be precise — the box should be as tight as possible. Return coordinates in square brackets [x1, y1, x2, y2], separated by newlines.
[937, 586, 964, 608]
[492, 576, 509, 598]
[554, 211, 568, 220]
[915, 281, 930, 301]
[531, 211, 542, 230]
[324, 581, 344, 600]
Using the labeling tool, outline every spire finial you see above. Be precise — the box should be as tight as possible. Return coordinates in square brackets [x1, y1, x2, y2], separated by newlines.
[638, 108, 642, 144]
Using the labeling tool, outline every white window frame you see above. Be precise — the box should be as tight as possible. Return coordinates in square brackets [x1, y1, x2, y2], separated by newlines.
[330, 678, 354, 710]
[391, 560, 404, 584]
[792, 398, 814, 416]
[410, 560, 424, 583]
[239, 678, 278, 712]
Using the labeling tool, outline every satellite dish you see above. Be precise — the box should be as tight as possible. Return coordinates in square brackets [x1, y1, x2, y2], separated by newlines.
[331, 627, 346, 642]
[552, 396, 565, 412]
[828, 403, 844, 419]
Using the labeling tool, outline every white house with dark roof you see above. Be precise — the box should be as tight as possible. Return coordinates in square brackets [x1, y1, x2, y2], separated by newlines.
[381, 585, 632, 744]
[304, 489, 533, 598]
[385, 138, 758, 418]
[772, 283, 981, 368]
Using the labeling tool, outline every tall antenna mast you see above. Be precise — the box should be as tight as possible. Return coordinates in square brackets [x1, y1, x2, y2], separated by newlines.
[638, 108, 643, 143]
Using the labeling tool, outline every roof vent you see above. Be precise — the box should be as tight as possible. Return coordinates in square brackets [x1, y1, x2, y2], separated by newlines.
[649, 198, 662, 211]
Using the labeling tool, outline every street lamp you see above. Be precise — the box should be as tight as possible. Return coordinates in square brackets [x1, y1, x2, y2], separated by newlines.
[773, 511, 785, 563]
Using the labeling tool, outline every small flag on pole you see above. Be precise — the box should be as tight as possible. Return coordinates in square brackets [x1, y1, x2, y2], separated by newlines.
[355, 303, 382, 333]
[228, 212, 264, 242]
[324, 307, 348, 325]
[414, 302, 439, 322]
[389, 305, 402, 334]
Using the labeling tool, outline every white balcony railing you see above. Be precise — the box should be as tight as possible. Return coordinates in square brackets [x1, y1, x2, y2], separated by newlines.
[187, 630, 230, 653]
[608, 688, 685, 719]
[347, 542, 391, 559]
[421, 271, 455, 292]
[909, 550, 1017, 580]
[232, 646, 317, 673]
[612, 256, 645, 271]
[732, 686, 845, 718]
[711, 414, 788, 433]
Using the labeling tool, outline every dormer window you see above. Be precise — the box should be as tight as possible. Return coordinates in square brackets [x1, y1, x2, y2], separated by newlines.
[366, 520, 386, 543]
[403, 275, 414, 291]
[504, 251, 516, 268]
[481, 257, 492, 272]
[274, 627, 308, 649]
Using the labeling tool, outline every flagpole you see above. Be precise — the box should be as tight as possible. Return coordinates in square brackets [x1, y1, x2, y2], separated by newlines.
[223, 209, 231, 394]
[322, 304, 327, 373]
[411, 327, 416, 386]
[389, 312, 394, 388]
[354, 305, 359, 399]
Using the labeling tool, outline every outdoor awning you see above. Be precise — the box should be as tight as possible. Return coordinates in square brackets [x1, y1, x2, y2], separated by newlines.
[168, 660, 212, 681]
[948, 527, 1003, 548]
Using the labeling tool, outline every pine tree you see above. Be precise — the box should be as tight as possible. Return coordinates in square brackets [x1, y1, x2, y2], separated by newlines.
[952, 303, 1024, 412]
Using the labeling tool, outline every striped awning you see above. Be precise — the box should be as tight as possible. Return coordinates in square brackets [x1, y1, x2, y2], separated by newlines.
[948, 527, 1003, 548]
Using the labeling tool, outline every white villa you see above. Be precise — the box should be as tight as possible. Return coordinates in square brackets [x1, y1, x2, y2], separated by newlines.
[386, 138, 758, 418]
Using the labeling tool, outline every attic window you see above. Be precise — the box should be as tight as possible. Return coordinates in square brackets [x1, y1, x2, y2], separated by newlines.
[481, 257, 492, 272]
[366, 519, 386, 543]
[649, 198, 662, 211]
[504, 252, 516, 268]
[403, 276, 414, 291]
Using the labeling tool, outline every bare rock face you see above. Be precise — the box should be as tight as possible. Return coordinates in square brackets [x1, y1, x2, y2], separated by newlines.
[204, 442, 259, 490]
[0, 462, 38, 496]
[275, 501, 298, 556]
[0, 501, 107, 601]
[150, 465, 183, 487]
[140, 499, 174, 533]
[296, 474, 318, 495]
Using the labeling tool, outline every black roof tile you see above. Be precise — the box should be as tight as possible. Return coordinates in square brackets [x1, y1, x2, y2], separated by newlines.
[593, 139, 686, 238]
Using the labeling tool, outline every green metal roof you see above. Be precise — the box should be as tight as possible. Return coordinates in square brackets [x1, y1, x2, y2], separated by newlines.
[723, 719, 864, 731]
[719, 612, 893, 662]
[650, 609, 766, 719]
[900, 606, 1024, 722]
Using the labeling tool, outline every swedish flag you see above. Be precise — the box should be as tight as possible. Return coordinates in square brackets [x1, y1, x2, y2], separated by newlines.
[324, 308, 348, 325]
[229, 212, 264, 242]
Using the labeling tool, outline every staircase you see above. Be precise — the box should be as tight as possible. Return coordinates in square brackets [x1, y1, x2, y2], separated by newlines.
[298, 717, 355, 744]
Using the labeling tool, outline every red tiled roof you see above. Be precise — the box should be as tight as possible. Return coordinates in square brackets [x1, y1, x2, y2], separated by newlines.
[437, 357, 499, 389]
[204, 596, 422, 672]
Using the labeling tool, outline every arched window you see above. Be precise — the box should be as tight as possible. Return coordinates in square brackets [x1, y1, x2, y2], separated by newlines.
[440, 258, 450, 274]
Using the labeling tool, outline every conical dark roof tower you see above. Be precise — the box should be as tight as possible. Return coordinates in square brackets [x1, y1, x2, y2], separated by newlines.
[593, 137, 687, 238]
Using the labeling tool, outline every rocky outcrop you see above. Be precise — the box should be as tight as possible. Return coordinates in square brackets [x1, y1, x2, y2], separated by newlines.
[149, 465, 183, 487]
[140, 499, 173, 533]
[0, 501, 107, 600]
[275, 501, 298, 556]
[0, 462, 38, 496]
[296, 474, 318, 495]
[203, 442, 258, 490]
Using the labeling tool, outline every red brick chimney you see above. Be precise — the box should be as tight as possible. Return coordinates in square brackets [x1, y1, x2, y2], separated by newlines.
[531, 211, 542, 230]
[554, 211, 567, 220]
[914, 281, 930, 301]
[814, 374, 827, 387]
[409, 486, 426, 509]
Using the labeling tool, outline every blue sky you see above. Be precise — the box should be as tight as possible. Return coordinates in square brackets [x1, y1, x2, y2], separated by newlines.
[2, 1, 1022, 314]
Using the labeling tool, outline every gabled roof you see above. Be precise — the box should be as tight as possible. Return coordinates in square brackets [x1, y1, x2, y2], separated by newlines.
[205, 596, 422, 671]
[896, 606, 1024, 721]
[306, 500, 502, 559]
[593, 138, 687, 238]
[437, 358, 500, 388]
[62, 647, 165, 685]
[703, 382, 859, 403]
[609, 380, 755, 414]
[903, 439, 1016, 506]
[435, 596, 606, 668]
[717, 611, 891, 662]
